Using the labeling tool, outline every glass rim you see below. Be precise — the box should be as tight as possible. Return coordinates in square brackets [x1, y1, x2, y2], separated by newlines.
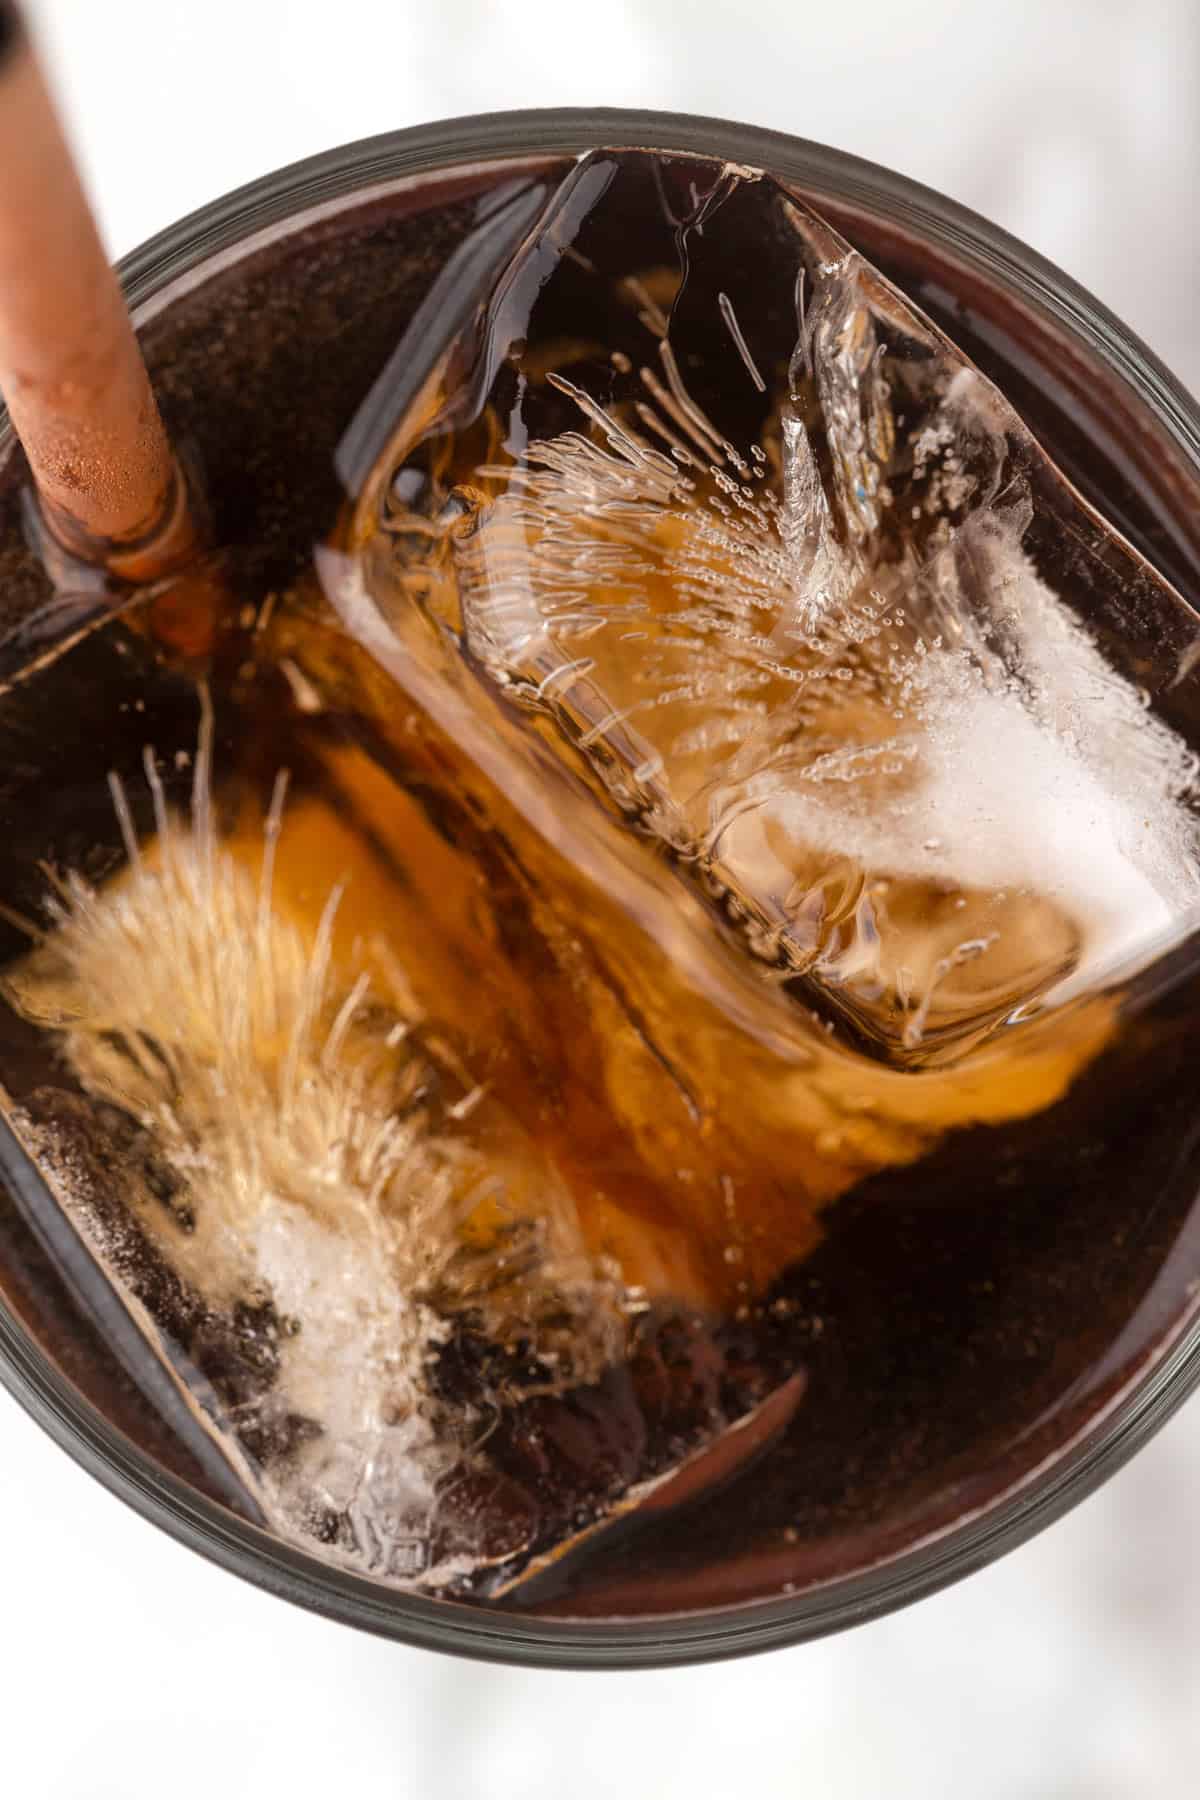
[3, 105, 1200, 1669]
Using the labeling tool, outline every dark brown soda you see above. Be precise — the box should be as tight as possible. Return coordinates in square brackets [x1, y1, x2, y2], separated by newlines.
[1, 154, 1199, 1616]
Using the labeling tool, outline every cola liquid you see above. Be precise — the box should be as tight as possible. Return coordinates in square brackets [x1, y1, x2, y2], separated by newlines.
[2, 145, 1200, 1618]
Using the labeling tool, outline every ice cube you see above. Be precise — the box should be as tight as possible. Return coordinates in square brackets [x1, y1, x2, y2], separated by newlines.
[0, 592, 836, 1593]
[337, 149, 1200, 1065]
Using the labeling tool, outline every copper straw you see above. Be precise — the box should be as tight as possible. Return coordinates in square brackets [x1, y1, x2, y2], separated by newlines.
[0, 3, 195, 579]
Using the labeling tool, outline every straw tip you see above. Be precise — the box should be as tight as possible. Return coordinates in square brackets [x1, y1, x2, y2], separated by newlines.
[28, 446, 207, 593]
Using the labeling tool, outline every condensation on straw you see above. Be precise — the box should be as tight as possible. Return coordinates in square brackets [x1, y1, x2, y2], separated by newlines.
[0, 3, 195, 578]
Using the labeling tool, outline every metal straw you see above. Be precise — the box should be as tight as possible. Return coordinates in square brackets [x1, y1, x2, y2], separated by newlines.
[0, 2, 195, 580]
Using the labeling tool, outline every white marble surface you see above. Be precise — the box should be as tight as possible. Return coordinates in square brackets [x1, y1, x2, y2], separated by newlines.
[5, 1, 1200, 1792]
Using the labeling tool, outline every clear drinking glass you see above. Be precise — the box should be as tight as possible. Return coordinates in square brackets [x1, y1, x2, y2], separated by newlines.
[2, 108, 1200, 1668]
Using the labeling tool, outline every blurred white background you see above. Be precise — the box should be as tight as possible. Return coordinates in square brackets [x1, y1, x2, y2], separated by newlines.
[4, 1, 1200, 1793]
